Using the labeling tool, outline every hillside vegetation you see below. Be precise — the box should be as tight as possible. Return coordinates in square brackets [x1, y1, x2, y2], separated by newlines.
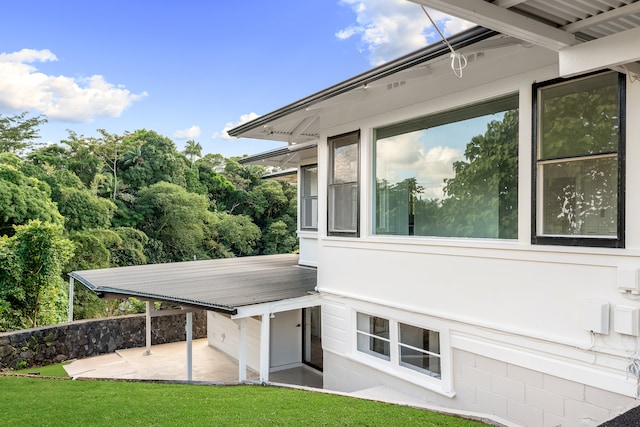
[0, 113, 297, 331]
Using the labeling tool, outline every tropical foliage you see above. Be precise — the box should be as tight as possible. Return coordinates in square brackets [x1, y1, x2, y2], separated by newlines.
[0, 112, 298, 331]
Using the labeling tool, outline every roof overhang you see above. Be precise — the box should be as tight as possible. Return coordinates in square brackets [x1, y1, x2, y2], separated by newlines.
[238, 143, 317, 169]
[70, 254, 317, 315]
[227, 26, 499, 141]
[411, 0, 640, 77]
[228, 1, 640, 146]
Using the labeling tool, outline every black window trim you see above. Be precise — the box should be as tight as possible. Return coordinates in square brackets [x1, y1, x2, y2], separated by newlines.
[327, 130, 360, 238]
[531, 70, 626, 248]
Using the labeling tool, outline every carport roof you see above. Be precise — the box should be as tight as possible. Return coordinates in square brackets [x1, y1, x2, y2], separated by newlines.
[70, 254, 317, 315]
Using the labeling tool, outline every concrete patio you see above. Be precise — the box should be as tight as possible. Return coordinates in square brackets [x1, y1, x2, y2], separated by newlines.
[63, 338, 323, 388]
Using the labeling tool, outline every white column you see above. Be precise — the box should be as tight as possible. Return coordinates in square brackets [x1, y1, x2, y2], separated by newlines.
[260, 313, 270, 383]
[143, 301, 153, 355]
[186, 312, 193, 382]
[68, 277, 74, 322]
[238, 318, 247, 382]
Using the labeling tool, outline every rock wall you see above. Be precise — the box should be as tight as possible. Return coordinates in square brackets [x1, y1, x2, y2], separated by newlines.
[0, 310, 207, 370]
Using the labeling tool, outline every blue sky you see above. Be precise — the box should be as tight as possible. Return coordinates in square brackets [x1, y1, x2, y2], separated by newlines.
[0, 1, 471, 158]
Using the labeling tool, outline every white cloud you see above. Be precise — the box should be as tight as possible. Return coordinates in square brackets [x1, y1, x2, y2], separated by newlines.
[174, 125, 201, 139]
[0, 48, 146, 122]
[213, 112, 260, 140]
[377, 132, 462, 199]
[337, 0, 474, 65]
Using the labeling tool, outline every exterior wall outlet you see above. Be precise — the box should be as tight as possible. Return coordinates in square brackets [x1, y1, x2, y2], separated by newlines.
[614, 305, 640, 336]
[617, 266, 640, 294]
[583, 300, 610, 334]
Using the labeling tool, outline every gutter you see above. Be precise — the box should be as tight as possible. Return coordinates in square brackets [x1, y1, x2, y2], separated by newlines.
[69, 272, 238, 315]
[228, 26, 498, 137]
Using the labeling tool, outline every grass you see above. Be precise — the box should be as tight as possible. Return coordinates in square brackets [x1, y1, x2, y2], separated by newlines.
[13, 362, 70, 377]
[0, 376, 488, 426]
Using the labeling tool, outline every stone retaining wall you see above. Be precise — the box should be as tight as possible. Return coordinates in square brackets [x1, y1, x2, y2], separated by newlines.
[0, 310, 207, 370]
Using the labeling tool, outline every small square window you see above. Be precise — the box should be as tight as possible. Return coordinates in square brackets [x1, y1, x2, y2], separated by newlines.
[356, 312, 390, 360]
[398, 323, 441, 379]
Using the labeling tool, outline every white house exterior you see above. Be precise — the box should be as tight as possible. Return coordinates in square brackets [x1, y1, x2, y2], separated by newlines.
[228, 2, 640, 425]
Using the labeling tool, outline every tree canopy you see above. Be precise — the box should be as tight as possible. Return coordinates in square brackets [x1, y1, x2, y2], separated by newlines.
[0, 117, 299, 330]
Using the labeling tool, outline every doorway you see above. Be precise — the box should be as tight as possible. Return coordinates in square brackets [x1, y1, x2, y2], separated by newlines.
[302, 306, 322, 371]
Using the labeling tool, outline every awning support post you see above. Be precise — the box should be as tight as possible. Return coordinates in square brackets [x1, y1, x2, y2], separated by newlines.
[186, 311, 193, 382]
[144, 301, 152, 355]
[260, 313, 270, 383]
[68, 277, 74, 322]
[238, 318, 247, 382]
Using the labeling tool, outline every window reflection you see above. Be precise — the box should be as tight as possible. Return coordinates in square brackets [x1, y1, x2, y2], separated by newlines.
[374, 97, 519, 239]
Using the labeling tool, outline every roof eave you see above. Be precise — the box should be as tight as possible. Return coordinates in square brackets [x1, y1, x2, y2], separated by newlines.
[70, 273, 239, 315]
[228, 26, 498, 138]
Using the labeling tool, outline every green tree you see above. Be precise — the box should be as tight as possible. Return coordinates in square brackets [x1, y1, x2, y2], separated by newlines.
[82, 129, 133, 200]
[123, 145, 144, 168]
[439, 109, 519, 238]
[0, 160, 63, 236]
[209, 212, 261, 257]
[0, 220, 74, 330]
[57, 187, 117, 231]
[60, 132, 104, 188]
[183, 140, 202, 166]
[68, 227, 148, 320]
[263, 220, 297, 255]
[195, 157, 236, 210]
[0, 112, 47, 154]
[120, 130, 187, 192]
[135, 182, 213, 261]
[110, 227, 148, 267]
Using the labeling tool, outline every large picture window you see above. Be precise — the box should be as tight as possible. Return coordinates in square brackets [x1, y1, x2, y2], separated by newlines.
[533, 71, 625, 247]
[328, 131, 359, 236]
[300, 164, 318, 230]
[374, 96, 518, 239]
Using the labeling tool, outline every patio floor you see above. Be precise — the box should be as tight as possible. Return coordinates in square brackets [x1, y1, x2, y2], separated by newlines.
[64, 338, 323, 388]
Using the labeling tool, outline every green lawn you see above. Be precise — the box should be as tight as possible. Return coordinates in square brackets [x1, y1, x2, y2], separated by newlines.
[0, 376, 487, 426]
[13, 362, 70, 377]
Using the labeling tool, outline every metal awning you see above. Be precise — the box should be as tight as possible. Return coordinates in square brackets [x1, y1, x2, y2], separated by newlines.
[70, 254, 317, 315]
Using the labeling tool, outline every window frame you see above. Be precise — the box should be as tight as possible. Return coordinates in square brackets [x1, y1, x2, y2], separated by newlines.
[356, 312, 391, 361]
[355, 312, 443, 381]
[328, 130, 360, 237]
[372, 95, 519, 240]
[398, 322, 442, 379]
[300, 163, 318, 231]
[531, 71, 626, 248]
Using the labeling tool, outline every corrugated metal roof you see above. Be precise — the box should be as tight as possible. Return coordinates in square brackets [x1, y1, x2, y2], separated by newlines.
[507, 0, 640, 40]
[70, 254, 317, 315]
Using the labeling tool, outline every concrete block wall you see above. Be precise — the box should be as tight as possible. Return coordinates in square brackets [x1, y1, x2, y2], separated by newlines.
[454, 349, 638, 426]
[0, 310, 207, 370]
[323, 349, 638, 426]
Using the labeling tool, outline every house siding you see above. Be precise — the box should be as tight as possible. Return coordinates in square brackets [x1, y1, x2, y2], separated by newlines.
[322, 296, 638, 426]
[233, 32, 640, 426]
[207, 311, 261, 372]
